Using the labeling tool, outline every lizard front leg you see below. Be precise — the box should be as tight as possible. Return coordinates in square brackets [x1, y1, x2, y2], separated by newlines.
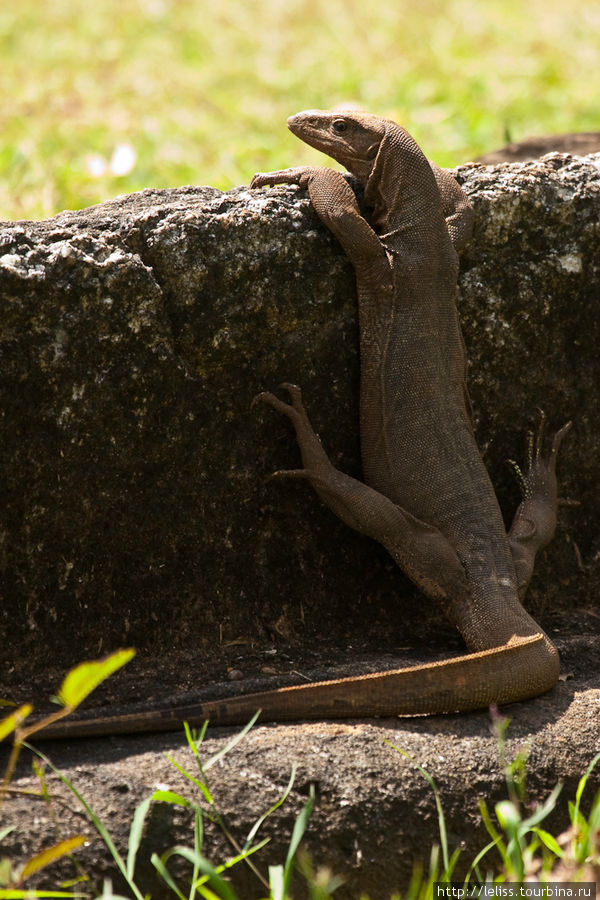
[508, 413, 575, 598]
[254, 384, 471, 618]
[252, 167, 391, 274]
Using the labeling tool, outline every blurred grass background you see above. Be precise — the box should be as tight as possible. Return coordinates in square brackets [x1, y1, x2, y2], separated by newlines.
[1, 0, 598, 220]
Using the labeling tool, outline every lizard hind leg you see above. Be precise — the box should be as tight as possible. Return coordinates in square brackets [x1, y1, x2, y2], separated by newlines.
[254, 384, 470, 609]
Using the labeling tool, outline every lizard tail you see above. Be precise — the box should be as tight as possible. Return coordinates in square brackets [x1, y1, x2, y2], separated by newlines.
[34, 634, 559, 740]
[196, 633, 559, 723]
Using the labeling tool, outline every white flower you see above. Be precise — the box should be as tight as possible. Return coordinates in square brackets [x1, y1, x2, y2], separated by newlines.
[86, 154, 108, 178]
[110, 143, 137, 176]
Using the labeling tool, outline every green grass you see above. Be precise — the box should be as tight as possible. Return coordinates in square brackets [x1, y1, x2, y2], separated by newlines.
[1, 0, 599, 220]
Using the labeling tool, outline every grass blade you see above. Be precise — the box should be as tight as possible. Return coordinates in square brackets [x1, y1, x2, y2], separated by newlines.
[183, 720, 209, 759]
[127, 795, 153, 880]
[19, 837, 86, 881]
[57, 650, 135, 709]
[153, 851, 238, 900]
[479, 798, 511, 873]
[532, 828, 564, 857]
[269, 865, 285, 900]
[164, 753, 213, 804]
[128, 790, 193, 879]
[463, 835, 501, 884]
[574, 752, 600, 823]
[244, 764, 296, 849]
[388, 746, 453, 872]
[0, 892, 87, 898]
[520, 782, 563, 830]
[203, 712, 261, 771]
[283, 787, 314, 892]
[150, 853, 187, 900]
[0, 706, 32, 743]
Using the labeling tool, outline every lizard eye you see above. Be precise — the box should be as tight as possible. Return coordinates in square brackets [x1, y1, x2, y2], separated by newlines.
[332, 119, 348, 134]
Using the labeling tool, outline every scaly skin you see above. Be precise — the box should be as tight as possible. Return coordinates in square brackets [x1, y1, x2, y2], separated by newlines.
[36, 111, 571, 740]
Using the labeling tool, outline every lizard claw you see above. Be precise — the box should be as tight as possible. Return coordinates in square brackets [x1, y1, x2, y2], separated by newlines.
[277, 382, 304, 408]
[250, 173, 272, 189]
[252, 389, 294, 416]
[268, 468, 312, 482]
[558, 497, 580, 508]
[251, 390, 274, 409]
[550, 420, 573, 457]
[251, 384, 305, 423]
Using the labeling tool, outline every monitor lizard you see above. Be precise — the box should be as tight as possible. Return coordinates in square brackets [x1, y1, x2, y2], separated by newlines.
[35, 110, 572, 739]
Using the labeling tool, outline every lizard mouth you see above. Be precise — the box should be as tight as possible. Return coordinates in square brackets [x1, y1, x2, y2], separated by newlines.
[286, 112, 330, 148]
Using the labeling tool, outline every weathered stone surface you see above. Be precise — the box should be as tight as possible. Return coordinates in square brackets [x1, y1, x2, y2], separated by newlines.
[0, 160, 598, 673]
[0, 185, 365, 675]
[454, 154, 599, 615]
[1, 156, 598, 680]
[1, 156, 599, 899]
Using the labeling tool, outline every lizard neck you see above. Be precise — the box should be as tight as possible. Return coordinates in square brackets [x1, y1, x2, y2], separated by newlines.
[363, 125, 449, 255]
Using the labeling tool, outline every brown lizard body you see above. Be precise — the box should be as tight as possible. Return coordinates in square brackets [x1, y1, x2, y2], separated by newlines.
[37, 110, 571, 740]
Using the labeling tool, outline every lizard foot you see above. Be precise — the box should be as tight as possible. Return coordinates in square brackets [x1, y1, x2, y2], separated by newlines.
[507, 411, 574, 509]
[250, 167, 315, 190]
[253, 383, 335, 482]
[507, 411, 576, 596]
[252, 382, 306, 424]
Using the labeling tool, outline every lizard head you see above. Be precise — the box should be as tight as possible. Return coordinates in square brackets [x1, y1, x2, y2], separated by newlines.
[287, 109, 391, 181]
